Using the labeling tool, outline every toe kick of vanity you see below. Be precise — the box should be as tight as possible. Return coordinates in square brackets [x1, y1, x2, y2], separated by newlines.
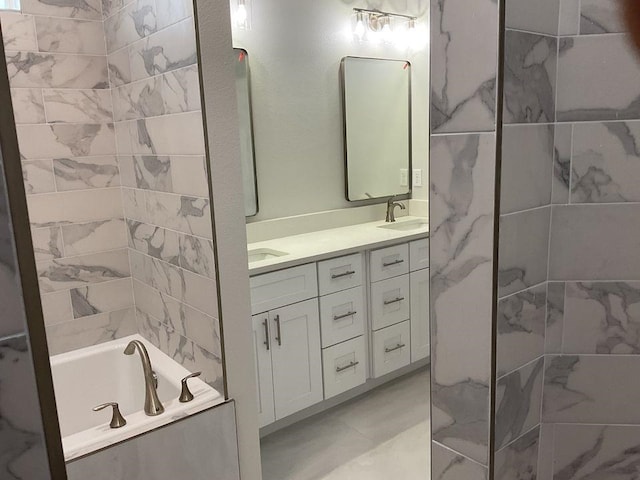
[249, 237, 429, 429]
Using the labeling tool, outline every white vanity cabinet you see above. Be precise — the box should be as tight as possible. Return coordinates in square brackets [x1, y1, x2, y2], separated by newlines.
[410, 238, 430, 362]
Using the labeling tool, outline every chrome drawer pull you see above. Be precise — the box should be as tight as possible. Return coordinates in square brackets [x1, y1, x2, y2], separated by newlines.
[384, 297, 405, 305]
[274, 315, 282, 346]
[263, 319, 270, 351]
[336, 361, 359, 373]
[385, 343, 406, 353]
[331, 270, 356, 279]
[333, 311, 357, 321]
[382, 259, 404, 267]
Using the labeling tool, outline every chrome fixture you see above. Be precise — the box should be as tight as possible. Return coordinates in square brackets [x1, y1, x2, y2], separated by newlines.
[385, 196, 406, 222]
[179, 372, 202, 403]
[123, 340, 165, 416]
[93, 402, 127, 429]
[352, 8, 426, 48]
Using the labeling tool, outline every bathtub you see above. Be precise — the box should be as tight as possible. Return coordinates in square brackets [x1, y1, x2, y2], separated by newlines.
[50, 334, 224, 461]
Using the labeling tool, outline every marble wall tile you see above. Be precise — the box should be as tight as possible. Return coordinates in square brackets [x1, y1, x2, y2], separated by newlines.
[114, 120, 134, 153]
[497, 284, 546, 376]
[494, 426, 539, 480]
[146, 191, 212, 239]
[128, 17, 197, 83]
[35, 17, 106, 55]
[31, 226, 63, 261]
[129, 112, 205, 156]
[102, 0, 124, 20]
[557, 35, 640, 122]
[43, 89, 113, 123]
[0, 12, 37, 51]
[65, 402, 239, 480]
[562, 281, 640, 354]
[503, 30, 557, 124]
[52, 156, 119, 190]
[549, 204, 640, 281]
[155, 0, 192, 30]
[552, 123, 571, 204]
[558, 0, 581, 35]
[6, 51, 108, 89]
[27, 187, 122, 227]
[21, 0, 102, 20]
[498, 207, 551, 297]
[104, 0, 156, 54]
[505, 0, 559, 35]
[580, 0, 626, 34]
[430, 133, 495, 464]
[536, 424, 555, 480]
[162, 65, 201, 114]
[571, 121, 640, 203]
[16, 123, 115, 159]
[178, 234, 215, 279]
[543, 354, 640, 423]
[0, 335, 50, 480]
[61, 218, 127, 255]
[71, 277, 134, 318]
[121, 186, 147, 222]
[495, 358, 543, 450]
[40, 290, 73, 325]
[10, 88, 46, 124]
[46, 307, 136, 354]
[430, 0, 497, 133]
[37, 248, 130, 292]
[127, 220, 179, 265]
[545, 282, 565, 354]
[113, 76, 164, 121]
[118, 155, 172, 191]
[108, 48, 131, 86]
[552, 424, 640, 480]
[432, 442, 487, 480]
[170, 156, 208, 197]
[22, 159, 55, 194]
[500, 124, 553, 214]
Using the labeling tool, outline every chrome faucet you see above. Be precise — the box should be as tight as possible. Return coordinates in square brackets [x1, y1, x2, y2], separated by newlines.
[124, 340, 165, 416]
[386, 196, 406, 222]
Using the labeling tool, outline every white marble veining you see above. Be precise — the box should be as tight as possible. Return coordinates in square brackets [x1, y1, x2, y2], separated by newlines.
[0, 12, 38, 51]
[22, 159, 55, 194]
[31, 226, 63, 261]
[43, 89, 113, 123]
[552, 124, 571, 204]
[432, 443, 487, 480]
[35, 17, 106, 55]
[104, 0, 156, 54]
[10, 88, 46, 124]
[506, 0, 560, 35]
[145, 190, 212, 239]
[494, 426, 540, 480]
[545, 282, 565, 354]
[580, 0, 626, 34]
[61, 218, 127, 255]
[247, 216, 428, 275]
[71, 277, 134, 318]
[21, 0, 102, 21]
[17, 123, 115, 159]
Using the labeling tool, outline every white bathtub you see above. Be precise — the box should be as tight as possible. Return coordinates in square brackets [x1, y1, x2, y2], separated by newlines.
[50, 334, 224, 461]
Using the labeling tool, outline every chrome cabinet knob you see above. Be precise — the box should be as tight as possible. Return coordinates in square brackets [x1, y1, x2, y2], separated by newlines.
[93, 402, 127, 429]
[179, 372, 202, 403]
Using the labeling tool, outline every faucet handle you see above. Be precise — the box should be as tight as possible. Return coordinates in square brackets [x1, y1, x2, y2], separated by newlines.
[93, 402, 127, 429]
[179, 372, 202, 403]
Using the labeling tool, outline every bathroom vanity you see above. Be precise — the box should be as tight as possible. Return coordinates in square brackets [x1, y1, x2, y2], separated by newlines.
[247, 217, 429, 429]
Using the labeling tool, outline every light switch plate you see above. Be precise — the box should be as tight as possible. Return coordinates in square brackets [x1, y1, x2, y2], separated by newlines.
[412, 169, 423, 187]
[400, 169, 409, 187]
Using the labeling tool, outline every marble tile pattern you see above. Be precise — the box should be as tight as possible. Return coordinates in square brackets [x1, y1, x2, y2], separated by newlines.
[430, 0, 498, 133]
[552, 124, 571, 204]
[494, 358, 543, 450]
[493, 426, 539, 480]
[432, 443, 487, 480]
[545, 282, 565, 354]
[505, 0, 560, 35]
[430, 133, 495, 465]
[503, 30, 557, 124]
[66, 401, 240, 480]
[580, 0, 627, 34]
[497, 284, 546, 376]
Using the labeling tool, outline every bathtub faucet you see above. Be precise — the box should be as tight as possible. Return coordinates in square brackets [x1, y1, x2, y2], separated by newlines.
[124, 340, 165, 416]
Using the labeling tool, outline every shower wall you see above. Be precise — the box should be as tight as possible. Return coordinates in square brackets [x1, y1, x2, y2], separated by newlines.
[1, 0, 223, 390]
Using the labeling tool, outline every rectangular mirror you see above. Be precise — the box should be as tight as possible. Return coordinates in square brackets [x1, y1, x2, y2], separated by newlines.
[234, 48, 259, 216]
[342, 56, 412, 202]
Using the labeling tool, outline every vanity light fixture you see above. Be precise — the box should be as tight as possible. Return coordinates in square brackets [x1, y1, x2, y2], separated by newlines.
[352, 8, 424, 49]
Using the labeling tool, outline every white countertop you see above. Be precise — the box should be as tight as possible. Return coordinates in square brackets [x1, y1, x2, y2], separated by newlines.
[247, 216, 429, 275]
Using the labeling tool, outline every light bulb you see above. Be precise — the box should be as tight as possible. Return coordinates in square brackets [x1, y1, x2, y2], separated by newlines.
[236, 3, 248, 26]
[381, 17, 393, 43]
[355, 13, 365, 40]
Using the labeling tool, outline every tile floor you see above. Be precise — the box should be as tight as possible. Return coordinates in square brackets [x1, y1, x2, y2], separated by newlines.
[260, 367, 431, 480]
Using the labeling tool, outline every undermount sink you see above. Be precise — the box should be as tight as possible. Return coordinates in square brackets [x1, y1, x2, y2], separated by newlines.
[247, 248, 288, 263]
[377, 219, 428, 232]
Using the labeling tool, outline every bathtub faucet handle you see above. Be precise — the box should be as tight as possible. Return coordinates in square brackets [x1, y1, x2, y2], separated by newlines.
[93, 402, 127, 429]
[179, 372, 202, 403]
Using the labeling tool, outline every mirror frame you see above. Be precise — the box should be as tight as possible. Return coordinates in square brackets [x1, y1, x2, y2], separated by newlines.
[340, 56, 413, 204]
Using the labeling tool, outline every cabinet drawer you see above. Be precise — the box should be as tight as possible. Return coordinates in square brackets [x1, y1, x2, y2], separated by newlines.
[250, 263, 318, 314]
[410, 238, 429, 272]
[319, 286, 365, 348]
[318, 253, 363, 295]
[370, 244, 409, 282]
[370, 275, 410, 331]
[372, 321, 410, 378]
[322, 336, 367, 399]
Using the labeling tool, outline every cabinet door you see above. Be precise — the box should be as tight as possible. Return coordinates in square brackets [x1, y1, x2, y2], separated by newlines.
[370, 274, 411, 331]
[270, 299, 323, 419]
[410, 269, 430, 362]
[252, 314, 275, 427]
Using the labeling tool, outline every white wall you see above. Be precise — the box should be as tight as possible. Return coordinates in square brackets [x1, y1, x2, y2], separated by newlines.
[233, 0, 429, 222]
